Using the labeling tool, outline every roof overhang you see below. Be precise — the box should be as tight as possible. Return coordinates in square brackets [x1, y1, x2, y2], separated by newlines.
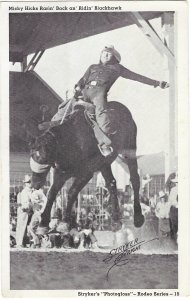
[9, 12, 163, 62]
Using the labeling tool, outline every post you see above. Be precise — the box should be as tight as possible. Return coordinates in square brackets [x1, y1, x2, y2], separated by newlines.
[77, 193, 81, 222]
[61, 187, 64, 220]
[131, 12, 175, 63]
[21, 56, 27, 72]
[62, 187, 68, 219]
[147, 181, 150, 199]
[49, 168, 55, 217]
[161, 13, 177, 180]
[13, 177, 15, 195]
[101, 188, 104, 230]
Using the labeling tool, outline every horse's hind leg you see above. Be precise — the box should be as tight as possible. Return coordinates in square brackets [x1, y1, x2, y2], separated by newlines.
[101, 164, 121, 230]
[65, 173, 93, 226]
[127, 156, 144, 228]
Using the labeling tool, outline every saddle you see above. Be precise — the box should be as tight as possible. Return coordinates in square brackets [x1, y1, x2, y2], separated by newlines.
[38, 97, 113, 155]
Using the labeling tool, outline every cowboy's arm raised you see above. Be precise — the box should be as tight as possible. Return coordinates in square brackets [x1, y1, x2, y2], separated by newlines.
[120, 65, 169, 89]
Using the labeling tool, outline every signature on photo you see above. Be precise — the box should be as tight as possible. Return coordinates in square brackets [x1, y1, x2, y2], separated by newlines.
[103, 237, 158, 279]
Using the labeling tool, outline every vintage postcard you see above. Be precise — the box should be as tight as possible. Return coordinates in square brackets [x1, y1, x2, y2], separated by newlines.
[0, 0, 189, 297]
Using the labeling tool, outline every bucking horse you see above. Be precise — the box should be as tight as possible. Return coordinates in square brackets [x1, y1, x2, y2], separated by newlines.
[29, 100, 144, 233]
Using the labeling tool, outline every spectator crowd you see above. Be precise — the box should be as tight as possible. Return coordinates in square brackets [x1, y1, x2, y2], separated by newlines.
[10, 175, 100, 250]
[10, 171, 178, 250]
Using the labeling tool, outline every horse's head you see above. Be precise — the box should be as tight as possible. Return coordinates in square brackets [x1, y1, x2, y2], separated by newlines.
[29, 131, 57, 189]
[29, 131, 57, 164]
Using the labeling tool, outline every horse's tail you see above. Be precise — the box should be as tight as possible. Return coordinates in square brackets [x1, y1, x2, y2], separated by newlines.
[121, 119, 137, 159]
[108, 101, 137, 158]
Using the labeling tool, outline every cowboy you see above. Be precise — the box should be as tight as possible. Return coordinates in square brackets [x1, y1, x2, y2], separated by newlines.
[168, 173, 178, 207]
[16, 175, 33, 248]
[74, 45, 169, 156]
[39, 45, 169, 156]
[155, 191, 171, 242]
[81, 213, 99, 249]
[168, 173, 178, 242]
[70, 222, 84, 248]
[28, 188, 47, 248]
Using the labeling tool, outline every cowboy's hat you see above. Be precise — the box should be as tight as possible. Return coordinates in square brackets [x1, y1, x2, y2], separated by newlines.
[171, 173, 178, 183]
[88, 212, 93, 219]
[23, 174, 31, 183]
[101, 45, 121, 63]
[158, 191, 166, 198]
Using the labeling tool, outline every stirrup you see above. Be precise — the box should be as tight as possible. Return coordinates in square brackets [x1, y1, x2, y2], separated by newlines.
[98, 144, 113, 157]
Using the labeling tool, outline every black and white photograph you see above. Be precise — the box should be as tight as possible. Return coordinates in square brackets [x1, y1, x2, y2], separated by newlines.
[0, 1, 189, 296]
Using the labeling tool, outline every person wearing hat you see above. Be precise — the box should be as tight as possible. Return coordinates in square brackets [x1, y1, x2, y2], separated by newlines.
[81, 213, 99, 249]
[155, 191, 170, 218]
[69, 221, 84, 248]
[16, 175, 33, 248]
[74, 45, 169, 156]
[39, 45, 169, 155]
[155, 191, 171, 244]
[168, 172, 178, 243]
[168, 173, 178, 207]
[165, 171, 178, 192]
[27, 188, 47, 248]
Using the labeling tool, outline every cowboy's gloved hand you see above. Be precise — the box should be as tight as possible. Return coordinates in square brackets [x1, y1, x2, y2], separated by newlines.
[74, 85, 83, 99]
[75, 85, 81, 92]
[159, 81, 169, 89]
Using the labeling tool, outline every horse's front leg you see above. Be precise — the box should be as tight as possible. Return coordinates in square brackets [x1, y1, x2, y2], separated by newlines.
[101, 164, 121, 230]
[127, 157, 144, 228]
[65, 173, 93, 227]
[39, 169, 69, 231]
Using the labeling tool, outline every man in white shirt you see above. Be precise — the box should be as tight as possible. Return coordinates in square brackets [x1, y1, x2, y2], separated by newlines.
[28, 189, 47, 247]
[155, 191, 171, 238]
[16, 175, 33, 248]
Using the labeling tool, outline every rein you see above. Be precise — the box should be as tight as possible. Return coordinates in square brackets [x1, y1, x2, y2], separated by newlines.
[46, 129, 57, 140]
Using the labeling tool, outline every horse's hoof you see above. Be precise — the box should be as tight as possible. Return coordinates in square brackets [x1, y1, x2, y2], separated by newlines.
[134, 214, 145, 228]
[111, 220, 122, 232]
[36, 226, 49, 235]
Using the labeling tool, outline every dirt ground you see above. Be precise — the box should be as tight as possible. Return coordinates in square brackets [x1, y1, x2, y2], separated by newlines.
[10, 251, 178, 290]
